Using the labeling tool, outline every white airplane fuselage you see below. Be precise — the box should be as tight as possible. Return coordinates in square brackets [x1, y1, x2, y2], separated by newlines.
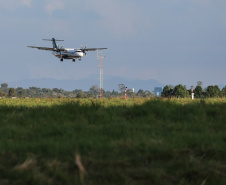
[52, 49, 84, 59]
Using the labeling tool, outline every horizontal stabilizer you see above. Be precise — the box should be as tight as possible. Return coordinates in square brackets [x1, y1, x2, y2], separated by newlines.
[43, 39, 64, 41]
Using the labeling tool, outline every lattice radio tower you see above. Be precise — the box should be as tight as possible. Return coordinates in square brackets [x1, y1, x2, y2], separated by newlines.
[97, 49, 104, 99]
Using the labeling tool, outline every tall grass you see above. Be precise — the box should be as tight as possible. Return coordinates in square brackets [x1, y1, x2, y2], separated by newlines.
[0, 98, 225, 185]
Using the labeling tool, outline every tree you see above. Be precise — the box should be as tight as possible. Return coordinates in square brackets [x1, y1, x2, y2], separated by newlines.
[89, 85, 99, 95]
[205, 86, 213, 97]
[86, 92, 95, 98]
[137, 89, 144, 97]
[206, 85, 220, 97]
[118, 84, 126, 93]
[162, 85, 173, 98]
[73, 89, 83, 94]
[162, 85, 170, 97]
[52, 88, 60, 93]
[221, 86, 226, 97]
[144, 90, 153, 98]
[173, 84, 188, 98]
[1, 83, 8, 88]
[194, 86, 203, 98]
[126, 89, 134, 98]
[0, 83, 9, 93]
[197, 81, 203, 87]
[42, 88, 51, 93]
[213, 85, 221, 97]
[77, 91, 85, 98]
[28, 87, 42, 98]
[0, 90, 6, 97]
[111, 90, 118, 97]
[16, 87, 25, 98]
[104, 91, 111, 98]
[8, 88, 17, 97]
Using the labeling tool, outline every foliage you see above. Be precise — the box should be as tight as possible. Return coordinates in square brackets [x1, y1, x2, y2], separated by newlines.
[0, 90, 6, 97]
[1, 83, 8, 88]
[118, 84, 126, 93]
[8, 88, 17, 97]
[111, 89, 118, 98]
[89, 85, 99, 95]
[194, 85, 203, 98]
[76, 91, 86, 98]
[143, 90, 153, 98]
[137, 89, 144, 96]
[222, 86, 226, 97]
[205, 85, 221, 97]
[0, 83, 9, 93]
[173, 84, 189, 98]
[162, 84, 225, 99]
[162, 85, 173, 98]
[0, 83, 225, 99]
[0, 98, 225, 185]
[136, 89, 153, 98]
[197, 81, 203, 87]
[16, 87, 26, 98]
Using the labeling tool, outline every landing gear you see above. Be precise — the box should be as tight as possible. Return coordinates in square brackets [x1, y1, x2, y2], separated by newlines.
[79, 58, 81, 61]
[72, 59, 76, 62]
[60, 58, 63, 62]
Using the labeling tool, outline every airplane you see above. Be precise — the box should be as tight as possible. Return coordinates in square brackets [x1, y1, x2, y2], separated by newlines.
[27, 38, 107, 62]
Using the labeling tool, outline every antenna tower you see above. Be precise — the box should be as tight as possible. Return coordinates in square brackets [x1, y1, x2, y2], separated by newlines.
[97, 49, 104, 99]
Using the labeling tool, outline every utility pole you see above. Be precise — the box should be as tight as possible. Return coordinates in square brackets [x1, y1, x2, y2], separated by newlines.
[97, 49, 104, 99]
[191, 85, 194, 99]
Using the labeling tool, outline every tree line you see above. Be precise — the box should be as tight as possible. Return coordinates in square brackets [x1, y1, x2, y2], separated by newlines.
[161, 82, 226, 98]
[0, 82, 225, 98]
[0, 83, 153, 98]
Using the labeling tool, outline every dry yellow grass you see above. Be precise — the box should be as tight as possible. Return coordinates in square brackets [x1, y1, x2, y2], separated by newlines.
[75, 154, 86, 184]
[14, 157, 36, 171]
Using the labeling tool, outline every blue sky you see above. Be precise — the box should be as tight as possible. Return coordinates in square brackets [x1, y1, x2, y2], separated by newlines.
[0, 0, 225, 87]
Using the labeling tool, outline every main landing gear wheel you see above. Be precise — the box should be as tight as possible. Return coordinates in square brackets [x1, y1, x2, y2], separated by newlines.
[79, 58, 81, 61]
[72, 59, 76, 62]
[60, 58, 63, 62]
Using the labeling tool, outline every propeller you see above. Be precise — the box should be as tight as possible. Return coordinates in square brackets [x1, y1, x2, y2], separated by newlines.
[58, 46, 64, 59]
[81, 45, 87, 56]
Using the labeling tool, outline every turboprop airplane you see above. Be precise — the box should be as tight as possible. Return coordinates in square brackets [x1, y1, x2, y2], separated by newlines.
[27, 38, 107, 62]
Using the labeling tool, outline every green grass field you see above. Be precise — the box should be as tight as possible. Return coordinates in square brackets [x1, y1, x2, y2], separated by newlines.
[0, 98, 225, 185]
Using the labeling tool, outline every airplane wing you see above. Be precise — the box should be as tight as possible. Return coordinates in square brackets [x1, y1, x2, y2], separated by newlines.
[27, 46, 55, 51]
[82, 48, 107, 52]
[27, 46, 65, 51]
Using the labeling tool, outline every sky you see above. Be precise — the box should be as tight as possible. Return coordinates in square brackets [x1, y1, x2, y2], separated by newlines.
[0, 0, 225, 88]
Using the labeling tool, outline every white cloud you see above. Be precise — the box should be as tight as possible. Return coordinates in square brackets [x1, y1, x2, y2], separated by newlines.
[44, 0, 65, 15]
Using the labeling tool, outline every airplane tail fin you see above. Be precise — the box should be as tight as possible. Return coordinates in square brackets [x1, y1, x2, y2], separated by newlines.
[43, 38, 64, 50]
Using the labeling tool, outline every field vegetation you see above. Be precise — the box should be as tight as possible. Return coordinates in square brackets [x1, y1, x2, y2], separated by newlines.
[0, 97, 226, 185]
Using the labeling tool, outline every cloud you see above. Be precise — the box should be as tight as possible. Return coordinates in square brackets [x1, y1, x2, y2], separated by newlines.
[44, 0, 65, 15]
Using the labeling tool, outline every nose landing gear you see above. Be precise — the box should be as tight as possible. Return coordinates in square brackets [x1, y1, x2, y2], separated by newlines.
[60, 58, 63, 62]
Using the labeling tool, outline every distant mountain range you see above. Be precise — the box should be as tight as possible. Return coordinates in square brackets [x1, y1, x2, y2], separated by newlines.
[1, 76, 165, 92]
[1, 76, 224, 92]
